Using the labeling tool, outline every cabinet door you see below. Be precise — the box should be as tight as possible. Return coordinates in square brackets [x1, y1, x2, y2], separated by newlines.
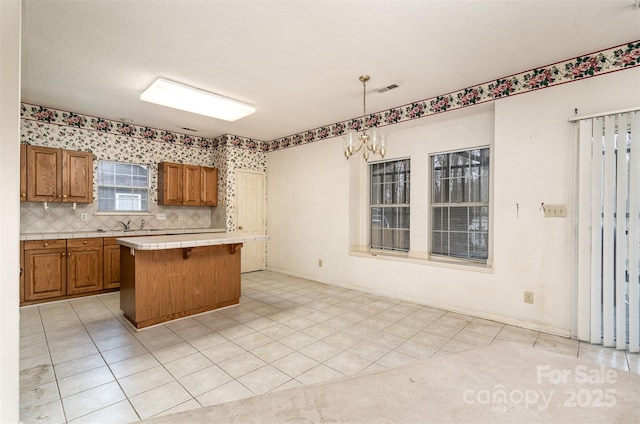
[158, 162, 183, 205]
[27, 145, 61, 202]
[183, 164, 201, 205]
[20, 241, 25, 303]
[24, 247, 67, 301]
[67, 241, 103, 295]
[200, 166, 218, 206]
[103, 244, 121, 289]
[20, 145, 27, 202]
[62, 149, 93, 203]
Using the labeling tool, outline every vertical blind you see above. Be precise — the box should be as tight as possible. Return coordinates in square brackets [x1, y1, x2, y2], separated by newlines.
[575, 110, 640, 352]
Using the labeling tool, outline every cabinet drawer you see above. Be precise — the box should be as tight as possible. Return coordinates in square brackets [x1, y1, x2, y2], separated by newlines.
[103, 237, 121, 245]
[67, 238, 103, 248]
[25, 239, 66, 250]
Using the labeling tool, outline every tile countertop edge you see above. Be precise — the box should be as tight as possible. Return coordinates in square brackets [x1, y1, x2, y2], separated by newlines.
[20, 228, 227, 241]
[117, 233, 269, 250]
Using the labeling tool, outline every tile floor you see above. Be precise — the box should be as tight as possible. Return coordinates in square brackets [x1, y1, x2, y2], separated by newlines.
[20, 271, 640, 423]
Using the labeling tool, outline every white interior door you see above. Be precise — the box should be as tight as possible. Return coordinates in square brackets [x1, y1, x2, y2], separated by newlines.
[236, 170, 265, 273]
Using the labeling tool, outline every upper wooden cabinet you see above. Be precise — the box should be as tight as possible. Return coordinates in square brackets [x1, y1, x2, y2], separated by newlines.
[183, 164, 201, 206]
[20, 145, 27, 202]
[25, 145, 93, 203]
[62, 149, 93, 203]
[201, 166, 218, 206]
[158, 162, 218, 206]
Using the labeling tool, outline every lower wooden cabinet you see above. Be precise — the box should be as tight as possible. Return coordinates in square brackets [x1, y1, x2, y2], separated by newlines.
[103, 238, 121, 289]
[21, 237, 121, 305]
[24, 240, 67, 301]
[67, 238, 103, 295]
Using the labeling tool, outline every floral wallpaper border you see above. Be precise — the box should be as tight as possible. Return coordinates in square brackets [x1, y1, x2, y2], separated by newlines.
[21, 40, 640, 155]
[268, 40, 640, 151]
[20, 104, 267, 153]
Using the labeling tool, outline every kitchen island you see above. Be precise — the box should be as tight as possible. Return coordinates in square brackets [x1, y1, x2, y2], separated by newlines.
[117, 232, 268, 329]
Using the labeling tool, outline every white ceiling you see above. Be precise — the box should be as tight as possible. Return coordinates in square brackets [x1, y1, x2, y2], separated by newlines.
[21, 0, 640, 141]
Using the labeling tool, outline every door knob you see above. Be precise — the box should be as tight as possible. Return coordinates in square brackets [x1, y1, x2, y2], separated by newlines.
[238, 226, 243, 230]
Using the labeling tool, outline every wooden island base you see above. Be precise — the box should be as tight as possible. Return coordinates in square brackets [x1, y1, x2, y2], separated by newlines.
[120, 243, 242, 329]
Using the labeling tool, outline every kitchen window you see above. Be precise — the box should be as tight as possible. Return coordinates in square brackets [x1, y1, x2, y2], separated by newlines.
[431, 148, 489, 262]
[370, 158, 410, 252]
[97, 160, 149, 212]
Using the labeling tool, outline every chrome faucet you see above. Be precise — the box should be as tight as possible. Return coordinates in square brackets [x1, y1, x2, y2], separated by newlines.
[119, 220, 131, 231]
[140, 219, 146, 230]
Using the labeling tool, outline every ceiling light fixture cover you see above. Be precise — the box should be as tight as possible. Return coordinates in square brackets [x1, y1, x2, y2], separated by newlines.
[140, 77, 255, 122]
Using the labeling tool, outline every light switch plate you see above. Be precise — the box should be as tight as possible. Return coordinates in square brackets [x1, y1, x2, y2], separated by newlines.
[544, 204, 567, 217]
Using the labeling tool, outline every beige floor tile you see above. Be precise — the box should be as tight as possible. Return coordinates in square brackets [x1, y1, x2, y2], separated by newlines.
[271, 352, 319, 378]
[394, 339, 437, 360]
[179, 364, 233, 397]
[49, 341, 98, 365]
[129, 381, 192, 420]
[20, 353, 52, 371]
[164, 352, 213, 379]
[61, 381, 126, 421]
[250, 341, 295, 363]
[259, 323, 298, 340]
[196, 380, 254, 407]
[200, 341, 246, 363]
[139, 332, 184, 351]
[279, 331, 318, 350]
[324, 351, 372, 376]
[58, 365, 115, 398]
[151, 341, 198, 363]
[68, 399, 138, 424]
[109, 353, 160, 379]
[237, 365, 292, 394]
[439, 338, 475, 354]
[118, 365, 176, 397]
[19, 399, 65, 424]
[20, 363, 56, 391]
[299, 340, 343, 362]
[218, 352, 266, 379]
[20, 380, 60, 410]
[217, 323, 256, 340]
[296, 364, 345, 385]
[453, 328, 495, 346]
[347, 341, 390, 362]
[101, 341, 148, 364]
[93, 332, 137, 352]
[186, 332, 228, 351]
[375, 350, 416, 369]
[233, 331, 273, 350]
[152, 399, 200, 419]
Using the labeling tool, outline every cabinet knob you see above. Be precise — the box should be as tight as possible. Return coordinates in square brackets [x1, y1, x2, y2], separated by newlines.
[61, 253, 65, 257]
[22, 193, 26, 197]
[238, 226, 243, 230]
[57, 194, 61, 198]
[83, 240, 88, 244]
[63, 195, 67, 198]
[44, 242, 48, 247]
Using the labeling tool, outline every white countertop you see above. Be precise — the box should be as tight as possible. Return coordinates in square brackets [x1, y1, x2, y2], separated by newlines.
[20, 228, 226, 241]
[116, 232, 269, 250]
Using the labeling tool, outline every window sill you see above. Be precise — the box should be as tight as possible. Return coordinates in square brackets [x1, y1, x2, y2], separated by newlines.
[348, 248, 493, 273]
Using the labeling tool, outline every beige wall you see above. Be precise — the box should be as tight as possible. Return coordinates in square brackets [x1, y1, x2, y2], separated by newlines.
[266, 68, 640, 335]
[0, 0, 21, 421]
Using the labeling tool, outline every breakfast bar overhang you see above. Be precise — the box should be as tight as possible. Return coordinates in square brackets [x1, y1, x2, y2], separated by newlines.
[117, 232, 268, 329]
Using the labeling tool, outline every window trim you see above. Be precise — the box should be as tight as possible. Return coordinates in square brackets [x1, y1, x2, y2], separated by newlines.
[429, 146, 491, 265]
[97, 160, 150, 213]
[369, 157, 411, 253]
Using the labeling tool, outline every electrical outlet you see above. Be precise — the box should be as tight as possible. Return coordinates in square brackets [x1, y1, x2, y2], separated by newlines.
[178, 213, 183, 220]
[318, 259, 323, 267]
[80, 213, 87, 221]
[544, 204, 567, 217]
[156, 213, 166, 220]
[524, 291, 534, 304]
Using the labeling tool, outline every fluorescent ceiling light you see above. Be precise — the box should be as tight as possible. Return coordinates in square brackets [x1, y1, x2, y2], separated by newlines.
[140, 77, 255, 122]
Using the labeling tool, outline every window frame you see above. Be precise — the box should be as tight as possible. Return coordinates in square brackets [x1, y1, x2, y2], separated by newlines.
[96, 160, 151, 214]
[369, 157, 411, 253]
[430, 146, 490, 264]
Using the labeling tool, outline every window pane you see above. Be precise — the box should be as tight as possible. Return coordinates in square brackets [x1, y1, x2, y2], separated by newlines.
[98, 160, 149, 212]
[370, 159, 410, 252]
[431, 148, 489, 263]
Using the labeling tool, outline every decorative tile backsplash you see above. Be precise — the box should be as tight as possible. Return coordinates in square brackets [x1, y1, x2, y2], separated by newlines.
[20, 108, 267, 234]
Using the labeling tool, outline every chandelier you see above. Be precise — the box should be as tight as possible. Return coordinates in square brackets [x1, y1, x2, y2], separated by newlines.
[343, 75, 387, 161]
